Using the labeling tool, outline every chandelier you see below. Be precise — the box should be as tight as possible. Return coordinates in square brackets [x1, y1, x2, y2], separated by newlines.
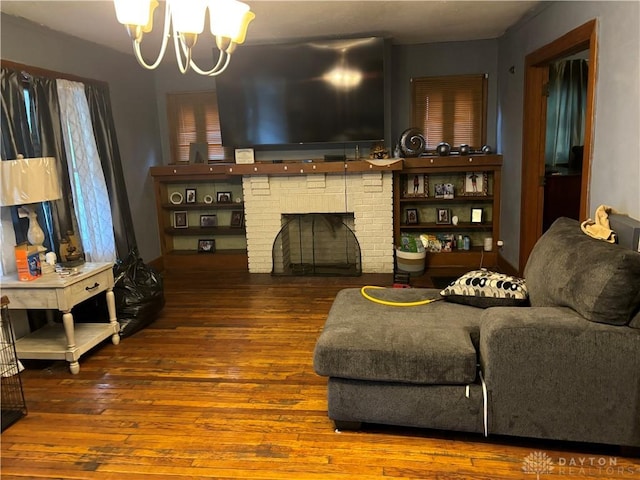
[113, 0, 255, 76]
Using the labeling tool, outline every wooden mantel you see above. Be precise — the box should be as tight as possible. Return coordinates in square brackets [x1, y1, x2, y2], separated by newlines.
[150, 159, 403, 180]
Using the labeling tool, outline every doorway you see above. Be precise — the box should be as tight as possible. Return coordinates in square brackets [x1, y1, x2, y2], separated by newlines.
[518, 20, 598, 273]
[542, 50, 589, 232]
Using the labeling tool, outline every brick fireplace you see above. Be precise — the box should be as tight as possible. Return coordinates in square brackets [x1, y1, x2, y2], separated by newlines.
[242, 171, 394, 273]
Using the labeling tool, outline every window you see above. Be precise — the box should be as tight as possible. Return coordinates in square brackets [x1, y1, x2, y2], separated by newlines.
[411, 74, 487, 150]
[167, 91, 224, 163]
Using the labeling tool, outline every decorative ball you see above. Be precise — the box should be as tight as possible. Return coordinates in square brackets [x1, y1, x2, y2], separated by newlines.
[459, 144, 470, 155]
[481, 145, 493, 154]
[436, 142, 451, 156]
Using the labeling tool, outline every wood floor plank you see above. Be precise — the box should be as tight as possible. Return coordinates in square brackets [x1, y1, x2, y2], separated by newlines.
[2, 271, 639, 479]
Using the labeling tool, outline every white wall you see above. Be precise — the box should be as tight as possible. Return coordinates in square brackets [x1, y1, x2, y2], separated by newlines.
[497, 1, 640, 268]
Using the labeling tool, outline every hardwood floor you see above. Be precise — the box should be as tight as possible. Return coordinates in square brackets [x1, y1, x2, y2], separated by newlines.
[2, 271, 638, 479]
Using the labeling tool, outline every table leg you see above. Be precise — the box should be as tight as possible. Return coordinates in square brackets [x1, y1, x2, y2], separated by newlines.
[62, 310, 80, 374]
[106, 287, 121, 345]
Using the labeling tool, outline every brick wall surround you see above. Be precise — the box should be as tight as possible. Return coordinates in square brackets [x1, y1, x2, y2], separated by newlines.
[242, 172, 394, 273]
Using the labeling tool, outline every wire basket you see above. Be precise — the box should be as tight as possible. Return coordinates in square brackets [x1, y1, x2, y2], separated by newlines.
[1, 296, 27, 431]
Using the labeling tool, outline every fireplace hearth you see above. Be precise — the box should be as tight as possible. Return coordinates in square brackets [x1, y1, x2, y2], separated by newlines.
[272, 213, 361, 276]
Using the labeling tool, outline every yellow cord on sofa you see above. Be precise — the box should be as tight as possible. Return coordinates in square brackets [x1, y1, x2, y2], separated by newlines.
[360, 286, 441, 307]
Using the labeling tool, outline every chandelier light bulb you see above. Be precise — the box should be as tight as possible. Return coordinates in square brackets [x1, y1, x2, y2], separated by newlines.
[113, 0, 255, 76]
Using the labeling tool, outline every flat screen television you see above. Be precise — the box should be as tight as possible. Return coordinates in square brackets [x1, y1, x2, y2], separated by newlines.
[216, 37, 385, 148]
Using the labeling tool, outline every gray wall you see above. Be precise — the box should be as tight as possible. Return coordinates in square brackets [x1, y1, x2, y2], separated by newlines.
[4, 2, 638, 269]
[153, 64, 220, 165]
[497, 1, 640, 267]
[390, 39, 499, 149]
[152, 39, 500, 163]
[0, 13, 163, 263]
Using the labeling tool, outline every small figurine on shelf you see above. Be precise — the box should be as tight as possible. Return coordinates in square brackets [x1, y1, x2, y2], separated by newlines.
[59, 231, 85, 266]
[369, 142, 389, 159]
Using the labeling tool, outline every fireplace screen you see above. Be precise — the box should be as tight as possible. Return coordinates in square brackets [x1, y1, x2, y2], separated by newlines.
[272, 213, 361, 276]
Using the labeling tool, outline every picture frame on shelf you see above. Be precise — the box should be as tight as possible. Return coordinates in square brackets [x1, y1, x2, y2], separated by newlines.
[443, 183, 455, 199]
[404, 174, 428, 197]
[185, 188, 197, 204]
[436, 208, 451, 225]
[197, 239, 216, 253]
[438, 234, 454, 252]
[200, 214, 218, 227]
[471, 207, 484, 223]
[434, 183, 455, 199]
[217, 191, 232, 203]
[173, 211, 188, 229]
[230, 210, 244, 228]
[405, 208, 419, 225]
[463, 172, 488, 196]
[189, 142, 208, 164]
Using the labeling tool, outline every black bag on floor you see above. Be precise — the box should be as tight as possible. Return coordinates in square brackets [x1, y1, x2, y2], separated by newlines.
[114, 248, 165, 338]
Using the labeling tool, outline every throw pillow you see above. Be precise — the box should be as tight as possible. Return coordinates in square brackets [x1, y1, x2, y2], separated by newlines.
[440, 269, 529, 308]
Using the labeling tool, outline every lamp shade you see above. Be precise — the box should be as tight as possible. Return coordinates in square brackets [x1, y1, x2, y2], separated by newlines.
[170, 0, 208, 34]
[0, 157, 62, 207]
[209, 0, 254, 43]
[114, 0, 153, 26]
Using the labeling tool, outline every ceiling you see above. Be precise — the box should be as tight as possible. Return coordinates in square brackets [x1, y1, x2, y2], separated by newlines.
[1, 1, 544, 59]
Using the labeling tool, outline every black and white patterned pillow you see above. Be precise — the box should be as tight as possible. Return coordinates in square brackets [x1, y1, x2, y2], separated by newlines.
[440, 269, 529, 308]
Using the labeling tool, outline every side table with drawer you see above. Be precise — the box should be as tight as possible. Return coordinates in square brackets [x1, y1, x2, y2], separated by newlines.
[0, 262, 120, 374]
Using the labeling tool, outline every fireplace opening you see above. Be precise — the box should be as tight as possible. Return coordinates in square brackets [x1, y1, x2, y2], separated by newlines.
[272, 213, 362, 276]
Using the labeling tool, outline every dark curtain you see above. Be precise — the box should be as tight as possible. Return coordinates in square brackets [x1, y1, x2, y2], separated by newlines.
[1, 68, 40, 246]
[545, 59, 588, 169]
[1, 67, 79, 255]
[1, 69, 34, 160]
[29, 74, 78, 255]
[2, 65, 135, 262]
[84, 84, 137, 259]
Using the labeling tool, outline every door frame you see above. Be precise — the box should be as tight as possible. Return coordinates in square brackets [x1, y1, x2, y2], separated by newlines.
[519, 19, 598, 273]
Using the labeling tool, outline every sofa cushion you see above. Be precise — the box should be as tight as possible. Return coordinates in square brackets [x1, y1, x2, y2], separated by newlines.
[440, 269, 529, 308]
[524, 217, 640, 326]
[314, 288, 481, 385]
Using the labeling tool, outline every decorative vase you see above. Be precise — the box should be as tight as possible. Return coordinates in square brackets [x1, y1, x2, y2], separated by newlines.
[399, 128, 426, 157]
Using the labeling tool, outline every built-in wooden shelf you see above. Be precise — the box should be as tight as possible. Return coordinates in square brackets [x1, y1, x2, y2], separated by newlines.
[165, 227, 246, 236]
[394, 154, 502, 270]
[400, 222, 492, 231]
[161, 202, 243, 210]
[399, 196, 494, 204]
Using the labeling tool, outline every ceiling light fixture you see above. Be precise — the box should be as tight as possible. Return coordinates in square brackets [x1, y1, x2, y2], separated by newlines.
[113, 0, 255, 76]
